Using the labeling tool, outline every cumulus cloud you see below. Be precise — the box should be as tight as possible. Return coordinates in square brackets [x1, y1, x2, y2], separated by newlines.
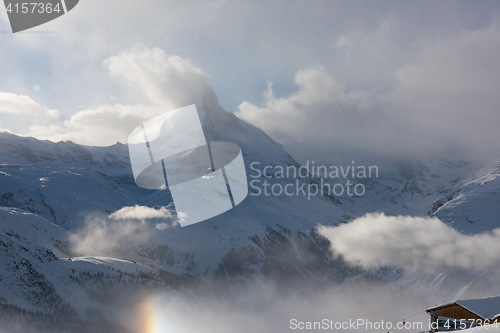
[318, 213, 500, 273]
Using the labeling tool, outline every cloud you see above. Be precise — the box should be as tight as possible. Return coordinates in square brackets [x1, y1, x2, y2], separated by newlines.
[15, 46, 212, 146]
[0, 92, 60, 133]
[29, 103, 164, 146]
[237, 25, 500, 158]
[132, 281, 432, 333]
[387, 26, 500, 151]
[70, 216, 151, 256]
[110, 205, 176, 221]
[71, 206, 177, 256]
[2, 1, 500, 147]
[236, 65, 377, 146]
[128, 269, 485, 333]
[104, 45, 211, 108]
[318, 213, 500, 273]
[0, 92, 59, 118]
[3, 14, 500, 155]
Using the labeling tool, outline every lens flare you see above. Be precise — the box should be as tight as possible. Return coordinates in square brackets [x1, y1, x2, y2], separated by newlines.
[139, 297, 157, 333]
[138, 295, 177, 333]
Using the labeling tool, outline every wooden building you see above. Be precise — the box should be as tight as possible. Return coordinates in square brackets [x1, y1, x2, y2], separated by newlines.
[427, 296, 500, 331]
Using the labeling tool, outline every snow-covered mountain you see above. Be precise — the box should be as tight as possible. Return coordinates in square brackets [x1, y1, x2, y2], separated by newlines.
[0, 88, 362, 331]
[285, 140, 500, 233]
[1, 87, 500, 331]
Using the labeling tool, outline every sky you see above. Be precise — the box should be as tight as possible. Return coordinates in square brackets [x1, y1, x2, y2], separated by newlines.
[0, 0, 500, 158]
[2, 3, 500, 330]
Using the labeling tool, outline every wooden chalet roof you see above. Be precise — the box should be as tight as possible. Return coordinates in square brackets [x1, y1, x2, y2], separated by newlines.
[427, 296, 500, 320]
